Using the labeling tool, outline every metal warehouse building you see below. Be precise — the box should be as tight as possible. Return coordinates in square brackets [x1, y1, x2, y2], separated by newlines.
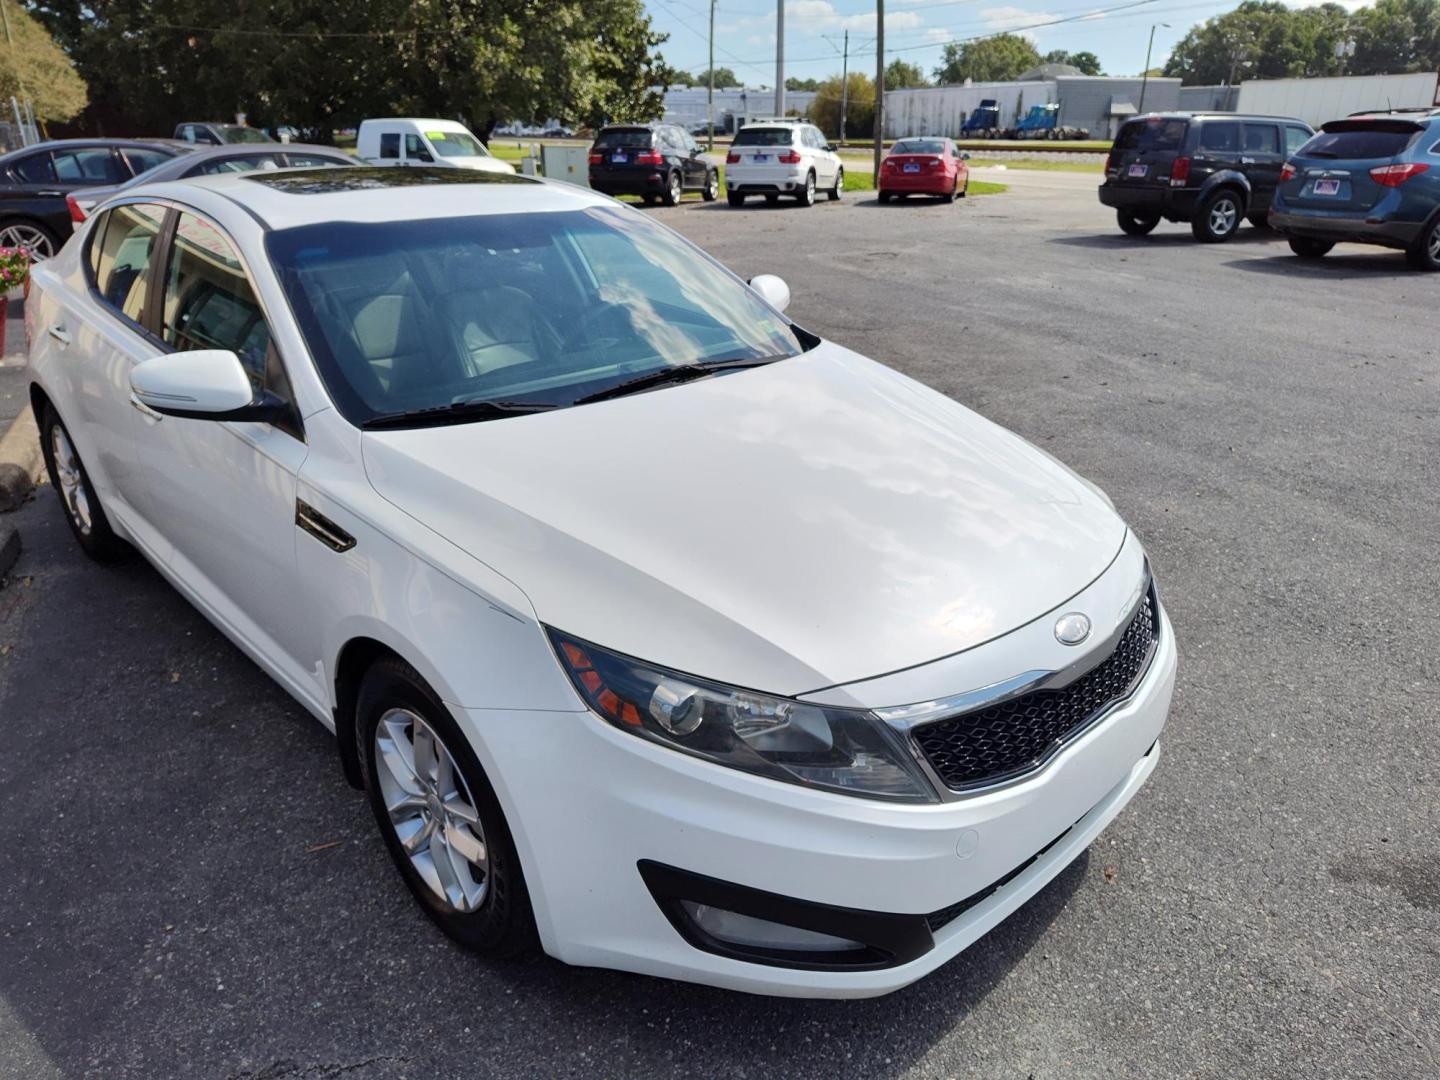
[885, 76, 1183, 139]
[659, 87, 819, 132]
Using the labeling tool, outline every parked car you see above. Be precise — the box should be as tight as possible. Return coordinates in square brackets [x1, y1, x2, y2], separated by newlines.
[1099, 112, 1314, 242]
[174, 122, 272, 146]
[878, 137, 970, 203]
[724, 120, 843, 207]
[587, 123, 718, 206]
[0, 138, 184, 258]
[1269, 109, 1440, 270]
[67, 142, 356, 228]
[356, 118, 514, 175]
[27, 166, 1175, 998]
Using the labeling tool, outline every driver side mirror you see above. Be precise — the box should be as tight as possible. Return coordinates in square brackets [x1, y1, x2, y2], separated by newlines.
[130, 349, 287, 423]
[748, 274, 790, 313]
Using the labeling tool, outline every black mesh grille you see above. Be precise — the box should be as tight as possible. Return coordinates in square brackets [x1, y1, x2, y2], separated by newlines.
[912, 592, 1158, 792]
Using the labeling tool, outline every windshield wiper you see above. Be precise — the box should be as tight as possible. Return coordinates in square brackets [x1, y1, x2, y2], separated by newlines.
[362, 398, 556, 430]
[572, 357, 781, 406]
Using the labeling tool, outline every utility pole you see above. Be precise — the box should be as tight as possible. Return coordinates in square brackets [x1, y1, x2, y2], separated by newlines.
[775, 0, 786, 117]
[840, 29, 849, 144]
[1138, 23, 1168, 115]
[873, 0, 885, 182]
[707, 0, 716, 151]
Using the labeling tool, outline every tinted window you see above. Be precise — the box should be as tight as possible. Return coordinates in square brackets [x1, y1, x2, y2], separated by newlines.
[283, 151, 351, 168]
[1242, 123, 1280, 154]
[190, 153, 284, 176]
[267, 206, 808, 426]
[218, 126, 269, 144]
[92, 203, 165, 324]
[162, 213, 272, 385]
[1285, 126, 1311, 154]
[1299, 127, 1417, 159]
[11, 152, 55, 184]
[1199, 122, 1241, 153]
[594, 128, 654, 149]
[1114, 118, 1187, 152]
[379, 133, 400, 159]
[122, 146, 174, 176]
[404, 134, 433, 162]
[893, 139, 946, 154]
[734, 128, 795, 147]
[54, 147, 126, 184]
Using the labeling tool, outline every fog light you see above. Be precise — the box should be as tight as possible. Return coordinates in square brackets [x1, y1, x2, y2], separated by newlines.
[680, 901, 863, 952]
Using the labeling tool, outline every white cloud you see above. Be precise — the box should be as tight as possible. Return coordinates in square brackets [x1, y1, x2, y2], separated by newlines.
[737, 2, 923, 35]
[979, 6, 1055, 31]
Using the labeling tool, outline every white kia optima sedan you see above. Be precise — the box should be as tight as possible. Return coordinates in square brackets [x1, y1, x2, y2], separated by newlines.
[25, 167, 1176, 998]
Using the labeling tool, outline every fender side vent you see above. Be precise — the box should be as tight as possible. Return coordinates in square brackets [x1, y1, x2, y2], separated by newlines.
[296, 500, 356, 552]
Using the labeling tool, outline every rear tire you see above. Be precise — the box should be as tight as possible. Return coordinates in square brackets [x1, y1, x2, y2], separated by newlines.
[358, 657, 538, 958]
[39, 405, 131, 564]
[726, 191, 745, 208]
[877, 190, 891, 204]
[1117, 210, 1159, 236]
[1192, 189, 1243, 243]
[1288, 237, 1334, 259]
[661, 171, 682, 207]
[796, 171, 816, 207]
[1405, 216, 1440, 271]
[958, 176, 969, 198]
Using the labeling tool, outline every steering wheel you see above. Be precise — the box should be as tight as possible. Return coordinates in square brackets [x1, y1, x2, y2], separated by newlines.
[561, 303, 633, 354]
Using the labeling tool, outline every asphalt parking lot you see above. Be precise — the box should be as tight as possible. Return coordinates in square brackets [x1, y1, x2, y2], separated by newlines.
[1, 171, 1437, 1079]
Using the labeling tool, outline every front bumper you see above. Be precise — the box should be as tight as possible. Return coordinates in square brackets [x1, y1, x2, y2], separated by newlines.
[456, 604, 1177, 998]
[1268, 206, 1422, 250]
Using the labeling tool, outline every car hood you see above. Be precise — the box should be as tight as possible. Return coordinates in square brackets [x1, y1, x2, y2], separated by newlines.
[361, 344, 1127, 698]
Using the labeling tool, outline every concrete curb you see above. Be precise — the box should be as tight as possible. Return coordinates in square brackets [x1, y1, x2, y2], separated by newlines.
[0, 406, 42, 579]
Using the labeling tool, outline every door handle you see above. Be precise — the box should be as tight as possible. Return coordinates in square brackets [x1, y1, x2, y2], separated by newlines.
[48, 324, 71, 346]
[37, 189, 63, 197]
[129, 393, 164, 422]
[1240, 156, 1255, 165]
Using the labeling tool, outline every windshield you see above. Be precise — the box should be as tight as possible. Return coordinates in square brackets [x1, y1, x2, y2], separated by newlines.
[267, 206, 808, 427]
[427, 130, 489, 157]
[892, 139, 945, 155]
[220, 125, 271, 144]
[1115, 118, 1187, 152]
[734, 128, 794, 147]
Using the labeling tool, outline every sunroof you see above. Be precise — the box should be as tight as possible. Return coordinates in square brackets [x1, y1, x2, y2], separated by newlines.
[244, 166, 540, 194]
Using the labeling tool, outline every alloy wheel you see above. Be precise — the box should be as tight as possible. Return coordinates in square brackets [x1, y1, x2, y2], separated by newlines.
[669, 174, 682, 204]
[1430, 227, 1440, 263]
[0, 223, 53, 259]
[50, 425, 92, 535]
[1209, 197, 1238, 237]
[374, 708, 490, 912]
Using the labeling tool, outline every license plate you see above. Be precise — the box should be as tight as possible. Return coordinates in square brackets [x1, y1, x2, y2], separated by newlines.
[1314, 178, 1341, 196]
[1128, 164, 1148, 178]
[612, 152, 628, 163]
[903, 163, 921, 173]
[753, 154, 768, 162]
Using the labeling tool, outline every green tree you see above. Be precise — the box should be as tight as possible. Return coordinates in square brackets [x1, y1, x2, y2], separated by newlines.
[810, 71, 875, 139]
[786, 76, 820, 92]
[1351, 0, 1440, 75]
[1044, 49, 1104, 75]
[697, 66, 740, 89]
[1163, 2, 1352, 84]
[0, 3, 86, 123]
[934, 33, 1041, 84]
[884, 58, 929, 89]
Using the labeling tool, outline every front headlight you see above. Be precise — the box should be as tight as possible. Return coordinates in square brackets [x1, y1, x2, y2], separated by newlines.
[547, 629, 938, 803]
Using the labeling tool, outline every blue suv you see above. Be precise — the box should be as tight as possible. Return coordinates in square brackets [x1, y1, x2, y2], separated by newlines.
[1270, 110, 1440, 270]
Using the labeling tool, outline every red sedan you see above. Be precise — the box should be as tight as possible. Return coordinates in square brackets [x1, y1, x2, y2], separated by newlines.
[878, 138, 970, 203]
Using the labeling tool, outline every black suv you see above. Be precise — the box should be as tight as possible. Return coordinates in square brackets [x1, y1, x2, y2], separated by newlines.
[1099, 113, 1315, 242]
[588, 124, 719, 206]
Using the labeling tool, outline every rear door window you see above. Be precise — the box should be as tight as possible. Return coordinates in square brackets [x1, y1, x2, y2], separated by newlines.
[1114, 118, 1187, 152]
[1285, 126, 1312, 155]
[1199, 122, 1241, 153]
[91, 203, 166, 325]
[191, 153, 285, 176]
[53, 148, 127, 184]
[1242, 123, 1280, 154]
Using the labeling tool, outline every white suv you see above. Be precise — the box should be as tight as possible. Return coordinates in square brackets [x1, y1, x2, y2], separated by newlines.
[724, 121, 843, 207]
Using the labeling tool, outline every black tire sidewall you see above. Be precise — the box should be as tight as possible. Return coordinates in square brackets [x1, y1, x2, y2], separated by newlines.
[356, 658, 537, 957]
[1117, 210, 1158, 236]
[1407, 218, 1440, 271]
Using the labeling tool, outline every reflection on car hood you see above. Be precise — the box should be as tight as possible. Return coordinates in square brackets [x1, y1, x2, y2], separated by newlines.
[361, 343, 1127, 697]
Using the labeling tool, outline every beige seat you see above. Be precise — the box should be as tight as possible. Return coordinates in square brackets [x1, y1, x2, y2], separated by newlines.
[435, 285, 543, 376]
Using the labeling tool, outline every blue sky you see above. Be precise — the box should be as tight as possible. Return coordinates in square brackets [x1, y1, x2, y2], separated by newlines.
[644, 0, 1343, 85]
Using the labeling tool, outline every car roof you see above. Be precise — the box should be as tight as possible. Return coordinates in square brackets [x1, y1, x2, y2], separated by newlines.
[170, 142, 350, 159]
[136, 166, 615, 231]
[359, 118, 471, 129]
[0, 137, 181, 164]
[1127, 112, 1309, 124]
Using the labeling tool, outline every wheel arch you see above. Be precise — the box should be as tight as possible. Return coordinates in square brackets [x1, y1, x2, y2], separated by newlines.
[29, 380, 52, 428]
[332, 634, 425, 789]
[1197, 171, 1251, 210]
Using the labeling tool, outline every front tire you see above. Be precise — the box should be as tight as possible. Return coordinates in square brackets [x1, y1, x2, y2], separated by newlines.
[796, 171, 816, 207]
[1288, 237, 1334, 259]
[1192, 189, 1243, 243]
[1405, 216, 1440, 271]
[1117, 210, 1159, 236]
[39, 406, 130, 563]
[828, 167, 843, 201]
[358, 658, 538, 958]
